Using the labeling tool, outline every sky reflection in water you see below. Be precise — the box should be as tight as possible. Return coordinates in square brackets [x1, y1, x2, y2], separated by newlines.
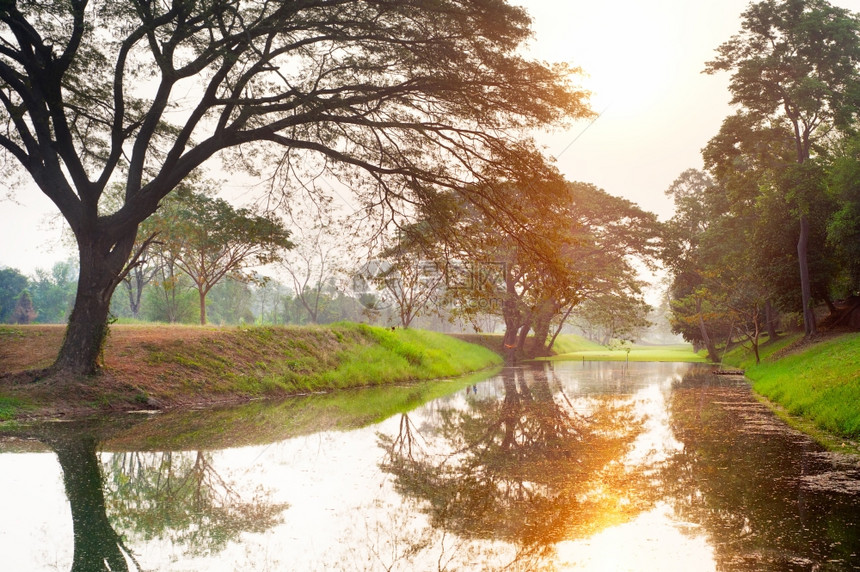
[1, 361, 859, 570]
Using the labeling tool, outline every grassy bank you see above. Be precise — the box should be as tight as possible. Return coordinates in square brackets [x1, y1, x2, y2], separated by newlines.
[0, 323, 502, 419]
[723, 332, 860, 442]
[545, 335, 706, 363]
[451, 333, 707, 363]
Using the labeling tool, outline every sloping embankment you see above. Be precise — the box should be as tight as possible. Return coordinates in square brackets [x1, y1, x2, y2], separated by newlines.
[0, 322, 502, 419]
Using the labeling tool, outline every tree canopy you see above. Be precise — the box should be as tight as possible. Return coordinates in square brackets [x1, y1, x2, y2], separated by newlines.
[704, 0, 860, 335]
[146, 181, 292, 325]
[0, 0, 591, 375]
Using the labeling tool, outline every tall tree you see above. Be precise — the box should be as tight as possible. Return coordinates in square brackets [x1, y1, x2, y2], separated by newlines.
[149, 186, 292, 325]
[705, 0, 860, 336]
[662, 169, 732, 361]
[0, 266, 28, 323]
[825, 134, 860, 296]
[30, 259, 78, 323]
[0, 0, 590, 376]
[419, 178, 659, 361]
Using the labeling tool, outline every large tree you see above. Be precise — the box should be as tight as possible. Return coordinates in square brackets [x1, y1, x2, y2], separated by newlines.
[705, 0, 860, 336]
[0, 0, 590, 376]
[417, 178, 659, 361]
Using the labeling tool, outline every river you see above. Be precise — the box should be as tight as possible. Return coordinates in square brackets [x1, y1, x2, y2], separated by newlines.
[1, 361, 859, 571]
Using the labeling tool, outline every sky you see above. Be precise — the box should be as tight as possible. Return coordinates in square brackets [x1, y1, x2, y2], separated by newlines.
[2, 0, 859, 275]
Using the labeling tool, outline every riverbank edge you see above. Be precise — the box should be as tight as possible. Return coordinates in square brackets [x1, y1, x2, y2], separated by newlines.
[723, 331, 860, 454]
[0, 323, 503, 422]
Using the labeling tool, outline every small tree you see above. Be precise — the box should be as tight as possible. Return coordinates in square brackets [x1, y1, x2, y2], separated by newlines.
[150, 185, 293, 325]
[279, 210, 342, 324]
[12, 290, 37, 324]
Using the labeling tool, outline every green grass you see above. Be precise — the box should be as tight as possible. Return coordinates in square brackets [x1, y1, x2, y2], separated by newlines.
[292, 324, 503, 390]
[723, 332, 860, 439]
[545, 336, 706, 363]
[101, 367, 500, 451]
[145, 322, 503, 398]
[549, 334, 606, 354]
[720, 333, 801, 369]
[0, 395, 31, 421]
[0, 322, 503, 420]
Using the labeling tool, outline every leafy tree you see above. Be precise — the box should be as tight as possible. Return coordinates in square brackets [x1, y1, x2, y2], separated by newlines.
[371, 226, 447, 329]
[148, 184, 292, 325]
[143, 250, 199, 324]
[208, 277, 256, 325]
[429, 179, 659, 361]
[826, 134, 860, 295]
[704, 0, 860, 335]
[11, 289, 37, 324]
[662, 169, 733, 361]
[0, 0, 590, 376]
[570, 293, 652, 346]
[29, 259, 78, 323]
[0, 266, 28, 323]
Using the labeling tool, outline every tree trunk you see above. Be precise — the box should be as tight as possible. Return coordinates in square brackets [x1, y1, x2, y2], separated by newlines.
[798, 214, 816, 336]
[53, 233, 134, 376]
[765, 299, 778, 341]
[52, 435, 131, 572]
[546, 304, 575, 354]
[516, 321, 530, 353]
[530, 315, 551, 358]
[695, 297, 719, 363]
[199, 285, 207, 325]
[501, 266, 521, 364]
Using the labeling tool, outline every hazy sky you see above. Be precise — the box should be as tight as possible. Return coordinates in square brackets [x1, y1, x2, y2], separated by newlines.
[2, 0, 859, 274]
[518, 0, 756, 218]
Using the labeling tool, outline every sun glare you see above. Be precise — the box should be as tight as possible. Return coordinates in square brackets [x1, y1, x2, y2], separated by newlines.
[519, 1, 679, 115]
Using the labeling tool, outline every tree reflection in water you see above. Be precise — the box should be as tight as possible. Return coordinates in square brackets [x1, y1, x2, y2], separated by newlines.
[47, 432, 140, 572]
[662, 369, 860, 570]
[380, 365, 654, 561]
[20, 419, 285, 571]
[103, 450, 287, 557]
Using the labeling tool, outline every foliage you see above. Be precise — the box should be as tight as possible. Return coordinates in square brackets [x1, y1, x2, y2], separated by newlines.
[703, 0, 860, 335]
[414, 179, 660, 360]
[569, 293, 653, 345]
[11, 289, 37, 324]
[147, 181, 292, 325]
[29, 260, 78, 323]
[826, 133, 860, 295]
[142, 274, 200, 324]
[0, 0, 590, 374]
[0, 267, 28, 323]
[207, 277, 256, 325]
[372, 230, 447, 329]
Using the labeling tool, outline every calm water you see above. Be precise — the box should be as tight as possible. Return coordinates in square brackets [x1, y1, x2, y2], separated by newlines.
[2, 361, 860, 571]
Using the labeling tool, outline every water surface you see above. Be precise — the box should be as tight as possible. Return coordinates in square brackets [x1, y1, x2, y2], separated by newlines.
[2, 361, 859, 571]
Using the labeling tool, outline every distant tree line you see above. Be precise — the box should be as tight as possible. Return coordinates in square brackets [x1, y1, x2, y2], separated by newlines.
[0, 262, 78, 325]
